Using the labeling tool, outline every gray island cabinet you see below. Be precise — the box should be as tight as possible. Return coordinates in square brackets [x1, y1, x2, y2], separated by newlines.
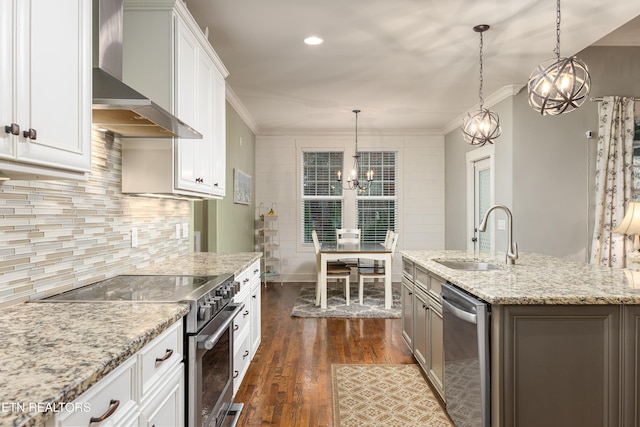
[400, 250, 640, 427]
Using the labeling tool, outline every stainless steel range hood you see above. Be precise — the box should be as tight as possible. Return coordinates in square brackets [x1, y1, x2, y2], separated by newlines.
[92, 0, 202, 139]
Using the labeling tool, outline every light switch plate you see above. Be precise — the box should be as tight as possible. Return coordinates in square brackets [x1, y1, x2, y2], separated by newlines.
[131, 227, 138, 248]
[497, 219, 506, 230]
[175, 224, 181, 240]
[182, 223, 189, 238]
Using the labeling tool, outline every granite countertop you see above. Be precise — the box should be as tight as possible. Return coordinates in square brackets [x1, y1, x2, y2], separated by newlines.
[0, 252, 261, 427]
[0, 302, 189, 427]
[132, 251, 262, 277]
[400, 249, 640, 305]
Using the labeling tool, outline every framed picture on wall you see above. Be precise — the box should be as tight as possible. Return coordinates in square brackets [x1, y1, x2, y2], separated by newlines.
[233, 169, 251, 205]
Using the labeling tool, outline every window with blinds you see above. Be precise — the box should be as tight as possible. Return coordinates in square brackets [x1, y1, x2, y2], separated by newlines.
[302, 151, 343, 243]
[356, 151, 398, 244]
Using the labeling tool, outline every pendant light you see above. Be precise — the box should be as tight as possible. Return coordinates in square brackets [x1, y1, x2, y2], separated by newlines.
[461, 25, 502, 147]
[337, 110, 373, 192]
[527, 0, 590, 115]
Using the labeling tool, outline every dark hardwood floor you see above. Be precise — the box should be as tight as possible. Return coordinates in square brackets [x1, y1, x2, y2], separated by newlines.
[234, 282, 415, 426]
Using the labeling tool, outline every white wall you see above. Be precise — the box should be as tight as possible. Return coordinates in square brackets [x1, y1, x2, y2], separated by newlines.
[255, 131, 445, 282]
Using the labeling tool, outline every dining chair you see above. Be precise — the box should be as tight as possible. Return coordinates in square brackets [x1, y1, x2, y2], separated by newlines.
[312, 230, 352, 306]
[358, 229, 393, 269]
[335, 228, 361, 270]
[357, 231, 399, 305]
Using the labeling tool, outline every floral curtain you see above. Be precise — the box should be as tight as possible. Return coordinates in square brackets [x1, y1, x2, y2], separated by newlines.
[590, 96, 635, 267]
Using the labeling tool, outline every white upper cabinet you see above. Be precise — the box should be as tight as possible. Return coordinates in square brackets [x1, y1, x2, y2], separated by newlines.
[0, 0, 91, 180]
[121, 0, 228, 199]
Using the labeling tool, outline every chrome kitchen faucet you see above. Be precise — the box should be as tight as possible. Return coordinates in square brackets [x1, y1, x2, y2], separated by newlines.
[478, 204, 519, 265]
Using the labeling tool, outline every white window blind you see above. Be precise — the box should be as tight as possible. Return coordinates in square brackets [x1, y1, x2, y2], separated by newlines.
[356, 151, 398, 244]
[302, 151, 343, 243]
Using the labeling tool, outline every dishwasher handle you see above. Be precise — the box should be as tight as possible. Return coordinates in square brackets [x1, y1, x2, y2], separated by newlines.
[442, 296, 477, 324]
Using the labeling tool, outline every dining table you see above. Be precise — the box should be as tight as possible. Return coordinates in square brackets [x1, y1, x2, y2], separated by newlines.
[318, 242, 393, 310]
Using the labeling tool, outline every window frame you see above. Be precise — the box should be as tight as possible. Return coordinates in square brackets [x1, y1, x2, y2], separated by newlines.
[355, 151, 398, 244]
[300, 149, 345, 245]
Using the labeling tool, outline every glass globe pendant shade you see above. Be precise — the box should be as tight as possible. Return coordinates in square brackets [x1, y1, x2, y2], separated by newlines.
[527, 56, 590, 115]
[461, 108, 502, 146]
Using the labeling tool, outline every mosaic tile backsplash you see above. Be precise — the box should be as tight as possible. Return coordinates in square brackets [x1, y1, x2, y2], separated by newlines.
[0, 131, 191, 307]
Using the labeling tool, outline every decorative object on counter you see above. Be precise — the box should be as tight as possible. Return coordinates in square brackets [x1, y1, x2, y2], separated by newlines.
[478, 204, 518, 265]
[461, 24, 501, 147]
[527, 0, 590, 116]
[233, 168, 252, 204]
[613, 201, 640, 269]
[332, 364, 452, 427]
[590, 96, 635, 268]
[290, 283, 400, 318]
[257, 202, 282, 285]
[336, 109, 373, 193]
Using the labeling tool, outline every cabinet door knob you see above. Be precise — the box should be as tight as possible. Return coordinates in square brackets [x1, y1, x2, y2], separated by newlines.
[4, 123, 19, 135]
[23, 128, 36, 140]
[213, 183, 219, 187]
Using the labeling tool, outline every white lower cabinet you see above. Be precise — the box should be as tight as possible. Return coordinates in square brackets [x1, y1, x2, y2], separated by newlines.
[232, 259, 261, 396]
[50, 356, 138, 427]
[47, 319, 184, 427]
[250, 263, 262, 358]
[140, 363, 184, 427]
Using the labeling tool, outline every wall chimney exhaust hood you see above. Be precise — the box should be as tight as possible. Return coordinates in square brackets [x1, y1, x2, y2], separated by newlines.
[92, 0, 202, 139]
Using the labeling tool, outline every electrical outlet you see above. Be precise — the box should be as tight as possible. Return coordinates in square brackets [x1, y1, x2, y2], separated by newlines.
[131, 227, 138, 248]
[182, 223, 189, 238]
[497, 219, 506, 231]
[175, 224, 181, 240]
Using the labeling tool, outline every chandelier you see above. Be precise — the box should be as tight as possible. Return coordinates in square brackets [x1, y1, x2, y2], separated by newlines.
[527, 0, 591, 115]
[461, 25, 502, 146]
[337, 109, 373, 192]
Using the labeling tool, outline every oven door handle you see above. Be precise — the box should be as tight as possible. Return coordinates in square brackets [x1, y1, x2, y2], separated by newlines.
[202, 303, 244, 350]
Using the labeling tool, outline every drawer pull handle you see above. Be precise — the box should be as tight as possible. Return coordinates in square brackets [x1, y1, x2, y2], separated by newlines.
[243, 310, 250, 317]
[155, 348, 174, 364]
[243, 278, 249, 283]
[233, 324, 239, 331]
[233, 370, 239, 378]
[89, 399, 119, 424]
[243, 350, 250, 359]
[253, 269, 259, 274]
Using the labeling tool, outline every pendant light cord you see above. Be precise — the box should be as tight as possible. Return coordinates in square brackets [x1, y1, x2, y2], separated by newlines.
[478, 30, 484, 110]
[554, 0, 561, 60]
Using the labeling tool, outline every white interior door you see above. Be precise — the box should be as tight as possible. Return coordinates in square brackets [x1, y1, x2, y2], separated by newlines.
[466, 146, 495, 251]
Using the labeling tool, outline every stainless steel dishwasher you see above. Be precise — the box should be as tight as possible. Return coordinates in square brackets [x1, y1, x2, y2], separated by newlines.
[441, 282, 490, 427]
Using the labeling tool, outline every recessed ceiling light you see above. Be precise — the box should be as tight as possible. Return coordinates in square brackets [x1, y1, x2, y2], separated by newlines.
[304, 36, 324, 46]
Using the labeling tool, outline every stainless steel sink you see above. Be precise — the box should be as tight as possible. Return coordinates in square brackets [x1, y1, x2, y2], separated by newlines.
[434, 259, 501, 271]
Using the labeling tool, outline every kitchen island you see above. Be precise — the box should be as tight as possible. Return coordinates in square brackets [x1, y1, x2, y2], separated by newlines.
[0, 251, 261, 427]
[401, 249, 640, 427]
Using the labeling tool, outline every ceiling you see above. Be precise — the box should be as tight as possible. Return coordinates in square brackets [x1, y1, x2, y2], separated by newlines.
[184, 0, 640, 133]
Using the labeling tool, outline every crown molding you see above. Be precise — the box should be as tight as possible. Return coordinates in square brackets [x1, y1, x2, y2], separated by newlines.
[225, 85, 259, 134]
[256, 128, 443, 137]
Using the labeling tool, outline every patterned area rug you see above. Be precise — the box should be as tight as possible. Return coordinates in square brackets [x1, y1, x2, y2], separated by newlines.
[332, 364, 453, 427]
[290, 283, 400, 318]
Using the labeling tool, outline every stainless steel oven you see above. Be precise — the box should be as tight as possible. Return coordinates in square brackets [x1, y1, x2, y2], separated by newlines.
[187, 301, 243, 427]
[37, 273, 244, 427]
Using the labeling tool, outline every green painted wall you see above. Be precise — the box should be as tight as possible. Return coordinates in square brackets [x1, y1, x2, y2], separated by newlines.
[194, 101, 256, 252]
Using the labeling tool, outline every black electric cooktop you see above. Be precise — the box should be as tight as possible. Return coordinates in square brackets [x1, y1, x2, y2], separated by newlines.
[40, 274, 230, 302]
